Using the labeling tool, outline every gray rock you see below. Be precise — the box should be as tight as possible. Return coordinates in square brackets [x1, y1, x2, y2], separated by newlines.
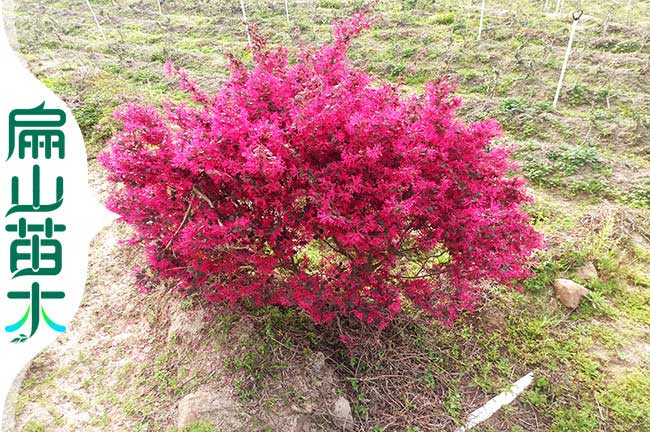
[310, 351, 326, 375]
[575, 262, 598, 281]
[482, 304, 506, 331]
[631, 233, 650, 251]
[332, 396, 353, 430]
[285, 414, 312, 432]
[177, 387, 243, 429]
[167, 302, 205, 342]
[554, 278, 589, 309]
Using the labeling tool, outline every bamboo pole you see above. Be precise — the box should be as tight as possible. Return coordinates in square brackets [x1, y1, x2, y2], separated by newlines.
[312, 0, 318, 38]
[284, 0, 290, 27]
[84, 0, 105, 37]
[477, 0, 486, 40]
[627, 0, 633, 19]
[553, 11, 582, 109]
[240, 0, 251, 46]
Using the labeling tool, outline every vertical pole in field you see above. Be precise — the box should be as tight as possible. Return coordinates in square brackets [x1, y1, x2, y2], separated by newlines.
[309, 0, 318, 39]
[157, 0, 163, 15]
[313, 0, 318, 37]
[627, 0, 633, 19]
[477, 0, 486, 40]
[240, 0, 252, 46]
[553, 11, 582, 109]
[284, 0, 290, 27]
[84, 0, 105, 38]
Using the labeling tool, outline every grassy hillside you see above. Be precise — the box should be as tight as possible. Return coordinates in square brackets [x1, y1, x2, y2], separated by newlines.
[6, 0, 650, 431]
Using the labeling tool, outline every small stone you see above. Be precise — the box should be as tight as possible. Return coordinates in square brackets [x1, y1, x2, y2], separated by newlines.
[177, 387, 243, 429]
[554, 278, 589, 309]
[286, 414, 312, 432]
[631, 234, 649, 251]
[575, 262, 598, 281]
[482, 304, 506, 331]
[309, 351, 326, 375]
[167, 302, 205, 342]
[74, 412, 91, 423]
[332, 396, 353, 430]
[308, 351, 335, 385]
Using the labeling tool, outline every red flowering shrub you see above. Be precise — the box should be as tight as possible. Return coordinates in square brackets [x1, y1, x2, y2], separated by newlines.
[100, 13, 543, 329]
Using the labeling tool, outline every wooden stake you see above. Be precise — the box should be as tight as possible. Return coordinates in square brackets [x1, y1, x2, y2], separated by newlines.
[477, 0, 486, 40]
[553, 11, 582, 109]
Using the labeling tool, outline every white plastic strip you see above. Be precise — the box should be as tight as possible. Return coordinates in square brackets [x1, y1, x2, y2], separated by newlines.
[456, 372, 534, 432]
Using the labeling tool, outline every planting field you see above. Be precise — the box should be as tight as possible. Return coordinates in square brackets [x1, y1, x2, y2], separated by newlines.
[4, 0, 650, 431]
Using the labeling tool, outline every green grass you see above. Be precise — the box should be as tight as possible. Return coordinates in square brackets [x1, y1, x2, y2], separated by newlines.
[550, 405, 599, 432]
[21, 421, 47, 432]
[176, 420, 220, 432]
[598, 370, 650, 431]
[625, 181, 650, 209]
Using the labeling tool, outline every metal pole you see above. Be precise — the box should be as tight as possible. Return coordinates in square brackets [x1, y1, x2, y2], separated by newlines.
[477, 0, 486, 40]
[553, 11, 582, 109]
[157, 0, 163, 15]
